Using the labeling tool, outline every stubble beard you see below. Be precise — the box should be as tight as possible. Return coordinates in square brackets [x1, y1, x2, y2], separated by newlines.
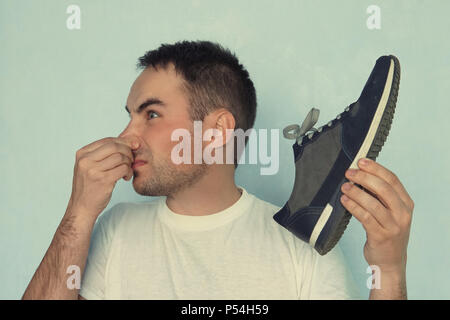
[132, 153, 208, 197]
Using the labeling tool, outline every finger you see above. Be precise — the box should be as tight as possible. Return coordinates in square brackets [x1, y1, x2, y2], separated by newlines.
[345, 167, 404, 214]
[98, 152, 133, 172]
[341, 181, 395, 229]
[87, 142, 134, 164]
[340, 194, 386, 240]
[122, 165, 134, 181]
[105, 163, 131, 182]
[357, 158, 414, 212]
[79, 137, 135, 156]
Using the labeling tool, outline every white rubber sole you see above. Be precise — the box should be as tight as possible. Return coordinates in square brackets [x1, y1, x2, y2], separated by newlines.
[309, 58, 395, 249]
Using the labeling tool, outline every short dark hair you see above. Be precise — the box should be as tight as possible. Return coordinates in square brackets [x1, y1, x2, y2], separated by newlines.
[136, 40, 257, 168]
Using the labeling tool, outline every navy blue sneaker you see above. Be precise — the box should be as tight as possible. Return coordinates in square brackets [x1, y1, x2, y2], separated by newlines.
[273, 55, 401, 255]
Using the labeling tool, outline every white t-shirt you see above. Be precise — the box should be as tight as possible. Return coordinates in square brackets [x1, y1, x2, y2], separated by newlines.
[79, 186, 361, 300]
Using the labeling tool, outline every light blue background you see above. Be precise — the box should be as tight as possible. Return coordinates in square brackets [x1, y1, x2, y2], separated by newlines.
[1, 0, 449, 299]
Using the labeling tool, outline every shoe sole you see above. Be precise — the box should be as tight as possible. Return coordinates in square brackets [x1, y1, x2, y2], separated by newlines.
[310, 55, 401, 255]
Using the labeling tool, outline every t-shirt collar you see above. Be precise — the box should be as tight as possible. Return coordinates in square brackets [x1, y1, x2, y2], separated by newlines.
[158, 186, 252, 232]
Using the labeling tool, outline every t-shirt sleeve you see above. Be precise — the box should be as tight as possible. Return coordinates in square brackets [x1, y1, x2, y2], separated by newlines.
[79, 203, 123, 300]
[298, 243, 362, 300]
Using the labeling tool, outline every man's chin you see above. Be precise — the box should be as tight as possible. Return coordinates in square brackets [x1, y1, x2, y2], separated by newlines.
[130, 162, 209, 197]
[130, 173, 165, 197]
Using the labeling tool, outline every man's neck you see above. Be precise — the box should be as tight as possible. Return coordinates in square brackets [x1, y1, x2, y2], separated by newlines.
[165, 165, 241, 216]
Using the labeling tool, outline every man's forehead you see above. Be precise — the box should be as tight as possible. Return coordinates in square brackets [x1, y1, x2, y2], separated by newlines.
[133, 64, 178, 90]
[127, 64, 186, 110]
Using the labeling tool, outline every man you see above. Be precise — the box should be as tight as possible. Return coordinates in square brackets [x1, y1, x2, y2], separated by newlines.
[22, 41, 413, 300]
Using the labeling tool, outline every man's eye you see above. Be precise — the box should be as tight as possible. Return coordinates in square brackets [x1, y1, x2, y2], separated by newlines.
[147, 110, 159, 120]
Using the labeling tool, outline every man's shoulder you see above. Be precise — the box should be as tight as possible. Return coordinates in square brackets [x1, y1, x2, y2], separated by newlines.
[247, 192, 299, 237]
[96, 198, 161, 230]
[248, 192, 282, 214]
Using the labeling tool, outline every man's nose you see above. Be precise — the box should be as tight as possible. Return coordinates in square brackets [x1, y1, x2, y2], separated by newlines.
[118, 132, 141, 150]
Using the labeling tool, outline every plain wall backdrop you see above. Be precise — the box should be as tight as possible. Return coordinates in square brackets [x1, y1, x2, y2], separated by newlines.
[1, 0, 449, 299]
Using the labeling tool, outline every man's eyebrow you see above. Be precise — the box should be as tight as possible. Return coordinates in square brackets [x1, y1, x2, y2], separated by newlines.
[125, 97, 166, 114]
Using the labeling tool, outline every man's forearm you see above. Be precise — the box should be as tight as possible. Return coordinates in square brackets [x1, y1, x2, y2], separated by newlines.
[369, 269, 407, 300]
[22, 205, 96, 300]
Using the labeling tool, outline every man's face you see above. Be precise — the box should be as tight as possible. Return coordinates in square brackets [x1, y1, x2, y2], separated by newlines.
[119, 63, 207, 196]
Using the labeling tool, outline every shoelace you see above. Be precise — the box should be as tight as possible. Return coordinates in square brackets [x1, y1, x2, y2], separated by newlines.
[283, 105, 352, 145]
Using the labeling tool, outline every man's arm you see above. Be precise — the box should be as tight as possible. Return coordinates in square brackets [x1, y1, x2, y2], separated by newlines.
[22, 136, 137, 299]
[22, 203, 96, 300]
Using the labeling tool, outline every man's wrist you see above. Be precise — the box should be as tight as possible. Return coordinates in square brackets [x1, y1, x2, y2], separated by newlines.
[60, 204, 98, 239]
[369, 266, 407, 300]
[381, 269, 406, 284]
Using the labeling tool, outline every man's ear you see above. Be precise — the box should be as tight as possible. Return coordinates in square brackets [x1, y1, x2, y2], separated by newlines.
[209, 108, 236, 147]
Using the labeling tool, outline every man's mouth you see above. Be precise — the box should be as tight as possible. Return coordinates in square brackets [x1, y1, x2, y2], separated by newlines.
[132, 160, 147, 169]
